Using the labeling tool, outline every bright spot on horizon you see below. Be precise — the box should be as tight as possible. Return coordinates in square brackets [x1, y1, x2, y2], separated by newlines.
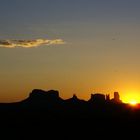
[122, 90, 140, 104]
[129, 100, 138, 106]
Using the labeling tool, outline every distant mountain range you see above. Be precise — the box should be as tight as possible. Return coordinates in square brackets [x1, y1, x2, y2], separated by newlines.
[0, 89, 139, 138]
[0, 89, 138, 119]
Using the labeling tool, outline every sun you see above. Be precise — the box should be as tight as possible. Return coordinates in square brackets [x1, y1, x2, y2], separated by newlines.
[129, 100, 138, 106]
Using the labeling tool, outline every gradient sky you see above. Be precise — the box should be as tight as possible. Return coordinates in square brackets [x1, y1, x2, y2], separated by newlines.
[0, 0, 140, 103]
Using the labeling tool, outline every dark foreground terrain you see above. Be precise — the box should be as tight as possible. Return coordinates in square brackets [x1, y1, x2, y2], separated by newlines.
[0, 89, 140, 138]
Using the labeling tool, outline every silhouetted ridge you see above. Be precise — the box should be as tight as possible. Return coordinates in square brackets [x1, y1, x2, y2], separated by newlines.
[66, 94, 81, 102]
[22, 89, 64, 110]
[111, 92, 122, 103]
[29, 89, 60, 100]
[88, 93, 105, 103]
[1, 88, 140, 135]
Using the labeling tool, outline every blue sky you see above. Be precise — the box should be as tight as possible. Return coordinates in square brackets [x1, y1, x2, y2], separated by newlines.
[0, 0, 140, 39]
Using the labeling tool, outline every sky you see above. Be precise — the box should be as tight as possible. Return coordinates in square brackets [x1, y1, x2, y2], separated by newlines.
[0, 0, 140, 103]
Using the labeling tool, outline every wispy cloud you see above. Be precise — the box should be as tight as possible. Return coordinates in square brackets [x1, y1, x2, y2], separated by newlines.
[0, 39, 65, 48]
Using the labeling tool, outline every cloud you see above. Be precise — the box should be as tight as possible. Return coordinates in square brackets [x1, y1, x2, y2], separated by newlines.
[0, 39, 65, 48]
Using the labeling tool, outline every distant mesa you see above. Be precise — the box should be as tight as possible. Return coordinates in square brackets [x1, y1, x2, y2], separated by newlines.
[0, 89, 129, 125]
[23, 89, 63, 107]
[26, 89, 122, 104]
[106, 94, 110, 101]
[0, 88, 139, 134]
[29, 89, 60, 100]
[111, 92, 122, 103]
[89, 93, 105, 103]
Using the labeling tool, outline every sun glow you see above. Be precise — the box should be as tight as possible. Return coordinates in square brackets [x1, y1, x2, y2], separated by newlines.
[122, 89, 140, 104]
[129, 100, 138, 106]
